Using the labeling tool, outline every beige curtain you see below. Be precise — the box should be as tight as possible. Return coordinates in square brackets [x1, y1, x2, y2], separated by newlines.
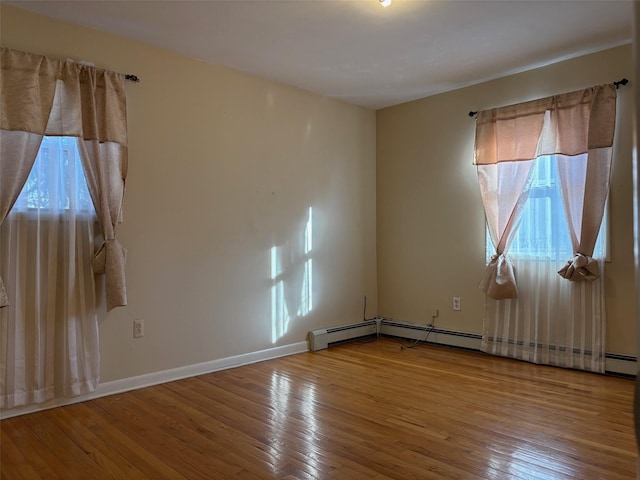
[0, 47, 129, 311]
[477, 85, 616, 374]
[1, 47, 129, 408]
[0, 49, 59, 307]
[475, 84, 617, 298]
[541, 86, 616, 281]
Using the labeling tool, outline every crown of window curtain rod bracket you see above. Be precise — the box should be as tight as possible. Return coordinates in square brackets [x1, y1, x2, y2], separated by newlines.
[125, 74, 140, 83]
[468, 78, 630, 118]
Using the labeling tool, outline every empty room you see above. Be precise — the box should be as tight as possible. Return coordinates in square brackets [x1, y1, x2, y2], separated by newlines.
[1, 1, 638, 479]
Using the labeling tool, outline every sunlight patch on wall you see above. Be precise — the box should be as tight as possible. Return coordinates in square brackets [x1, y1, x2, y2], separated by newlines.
[271, 207, 314, 343]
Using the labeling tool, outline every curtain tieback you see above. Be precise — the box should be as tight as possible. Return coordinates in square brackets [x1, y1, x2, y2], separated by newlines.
[92, 238, 128, 310]
[558, 253, 600, 281]
[478, 253, 518, 300]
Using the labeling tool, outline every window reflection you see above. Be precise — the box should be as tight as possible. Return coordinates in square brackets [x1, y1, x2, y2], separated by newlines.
[268, 372, 319, 477]
[485, 441, 578, 479]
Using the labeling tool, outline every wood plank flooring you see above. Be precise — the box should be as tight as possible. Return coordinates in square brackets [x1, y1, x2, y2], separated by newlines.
[1, 337, 636, 479]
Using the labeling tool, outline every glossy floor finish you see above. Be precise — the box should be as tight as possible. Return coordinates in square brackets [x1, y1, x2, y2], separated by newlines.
[1, 338, 636, 479]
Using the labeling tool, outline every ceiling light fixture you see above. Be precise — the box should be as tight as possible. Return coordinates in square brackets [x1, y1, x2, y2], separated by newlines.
[379, 0, 392, 7]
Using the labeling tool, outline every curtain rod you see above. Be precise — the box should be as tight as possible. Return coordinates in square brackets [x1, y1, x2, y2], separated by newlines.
[125, 74, 140, 83]
[467, 78, 629, 118]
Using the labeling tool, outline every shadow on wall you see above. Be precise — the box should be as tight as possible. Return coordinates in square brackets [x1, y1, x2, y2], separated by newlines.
[270, 206, 313, 343]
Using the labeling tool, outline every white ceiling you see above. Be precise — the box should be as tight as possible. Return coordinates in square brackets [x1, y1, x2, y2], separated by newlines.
[6, 0, 634, 109]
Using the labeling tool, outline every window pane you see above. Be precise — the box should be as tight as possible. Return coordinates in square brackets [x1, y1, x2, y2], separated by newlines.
[13, 136, 94, 213]
[487, 155, 606, 261]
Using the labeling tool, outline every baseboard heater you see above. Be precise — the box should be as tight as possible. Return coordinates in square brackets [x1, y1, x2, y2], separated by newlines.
[308, 320, 378, 351]
[308, 318, 636, 376]
[379, 319, 482, 350]
[308, 318, 480, 352]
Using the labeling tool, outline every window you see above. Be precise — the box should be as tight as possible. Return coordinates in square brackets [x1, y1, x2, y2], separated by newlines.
[13, 136, 94, 215]
[487, 155, 607, 262]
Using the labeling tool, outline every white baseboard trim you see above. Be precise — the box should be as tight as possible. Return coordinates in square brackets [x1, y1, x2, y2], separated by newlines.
[0, 341, 308, 420]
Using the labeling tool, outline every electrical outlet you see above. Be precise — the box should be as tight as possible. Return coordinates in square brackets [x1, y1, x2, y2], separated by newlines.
[431, 308, 439, 318]
[453, 297, 461, 311]
[133, 318, 144, 338]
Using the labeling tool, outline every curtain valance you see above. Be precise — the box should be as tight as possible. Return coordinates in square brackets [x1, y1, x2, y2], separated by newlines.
[1, 47, 128, 144]
[474, 84, 616, 166]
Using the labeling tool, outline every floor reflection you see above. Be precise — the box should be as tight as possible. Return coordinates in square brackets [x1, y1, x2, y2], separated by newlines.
[485, 439, 578, 479]
[268, 371, 320, 477]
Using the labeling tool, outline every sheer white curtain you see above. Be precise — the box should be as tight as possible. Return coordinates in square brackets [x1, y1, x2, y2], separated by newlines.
[0, 137, 100, 408]
[476, 85, 616, 373]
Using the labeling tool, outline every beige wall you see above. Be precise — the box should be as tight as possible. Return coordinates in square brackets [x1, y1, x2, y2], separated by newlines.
[0, 5, 378, 382]
[377, 45, 636, 355]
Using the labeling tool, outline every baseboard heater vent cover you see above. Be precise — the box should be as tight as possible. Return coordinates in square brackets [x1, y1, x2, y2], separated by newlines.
[308, 320, 378, 351]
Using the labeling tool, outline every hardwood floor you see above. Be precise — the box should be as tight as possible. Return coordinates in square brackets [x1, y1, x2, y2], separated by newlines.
[1, 337, 636, 479]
